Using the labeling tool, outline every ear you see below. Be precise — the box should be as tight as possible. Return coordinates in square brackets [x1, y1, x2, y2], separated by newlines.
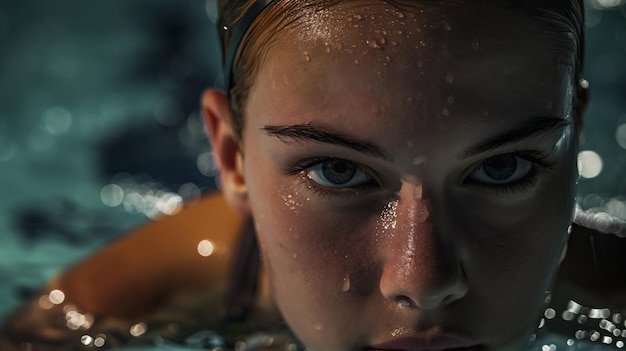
[574, 78, 589, 134]
[202, 89, 250, 214]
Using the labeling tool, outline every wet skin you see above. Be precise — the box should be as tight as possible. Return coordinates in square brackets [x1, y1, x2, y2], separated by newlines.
[222, 1, 580, 350]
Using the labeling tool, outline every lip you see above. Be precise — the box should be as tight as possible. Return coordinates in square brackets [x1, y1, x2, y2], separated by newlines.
[366, 336, 483, 351]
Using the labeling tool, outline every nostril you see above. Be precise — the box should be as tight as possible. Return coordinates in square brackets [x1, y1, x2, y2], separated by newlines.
[441, 293, 459, 306]
[395, 295, 416, 309]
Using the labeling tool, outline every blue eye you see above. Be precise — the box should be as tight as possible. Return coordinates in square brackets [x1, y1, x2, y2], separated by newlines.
[306, 159, 373, 188]
[468, 154, 533, 185]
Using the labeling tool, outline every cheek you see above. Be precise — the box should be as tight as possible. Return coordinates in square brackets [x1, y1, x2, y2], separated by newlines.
[247, 179, 380, 348]
[448, 153, 577, 340]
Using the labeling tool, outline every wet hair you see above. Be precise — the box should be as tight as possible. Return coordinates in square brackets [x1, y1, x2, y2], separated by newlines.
[216, 0, 585, 133]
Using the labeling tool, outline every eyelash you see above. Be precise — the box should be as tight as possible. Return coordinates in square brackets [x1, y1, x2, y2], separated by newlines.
[284, 156, 379, 199]
[284, 151, 558, 199]
[464, 150, 557, 196]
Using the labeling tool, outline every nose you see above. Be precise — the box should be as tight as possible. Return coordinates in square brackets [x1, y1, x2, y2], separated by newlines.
[378, 190, 468, 310]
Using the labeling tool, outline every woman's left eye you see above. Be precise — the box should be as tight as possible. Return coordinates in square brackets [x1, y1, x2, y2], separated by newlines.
[305, 159, 373, 188]
[468, 154, 534, 185]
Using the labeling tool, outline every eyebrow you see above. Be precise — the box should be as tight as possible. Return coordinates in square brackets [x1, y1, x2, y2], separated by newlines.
[461, 116, 571, 159]
[262, 123, 391, 161]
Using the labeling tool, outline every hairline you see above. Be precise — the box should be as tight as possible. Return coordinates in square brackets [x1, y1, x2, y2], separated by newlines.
[226, 0, 583, 135]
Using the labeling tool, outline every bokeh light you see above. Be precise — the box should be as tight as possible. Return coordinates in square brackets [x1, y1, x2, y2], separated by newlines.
[100, 184, 124, 207]
[197, 239, 215, 257]
[43, 106, 72, 135]
[130, 322, 148, 337]
[0, 137, 16, 161]
[577, 150, 604, 179]
[616, 123, 626, 149]
[197, 151, 219, 177]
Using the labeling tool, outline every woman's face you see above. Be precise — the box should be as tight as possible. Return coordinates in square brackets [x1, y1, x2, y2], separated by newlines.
[237, 1, 579, 350]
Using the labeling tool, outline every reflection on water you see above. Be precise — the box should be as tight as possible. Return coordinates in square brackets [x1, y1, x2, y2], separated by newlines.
[14, 286, 306, 351]
[537, 299, 626, 350]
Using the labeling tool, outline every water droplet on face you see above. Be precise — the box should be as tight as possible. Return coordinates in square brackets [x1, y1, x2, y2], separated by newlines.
[354, 59, 360, 64]
[313, 323, 323, 331]
[304, 52, 311, 62]
[414, 185, 423, 200]
[416, 202, 429, 223]
[380, 200, 399, 230]
[342, 274, 351, 292]
[471, 38, 480, 50]
[395, 11, 405, 19]
[443, 20, 452, 31]
[442, 107, 450, 116]
[445, 72, 454, 84]
[354, 14, 362, 20]
[412, 156, 426, 166]
[282, 192, 302, 212]
[367, 39, 381, 49]
[447, 95, 455, 104]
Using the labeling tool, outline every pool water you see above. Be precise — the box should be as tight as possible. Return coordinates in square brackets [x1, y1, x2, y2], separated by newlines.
[1, 1, 625, 350]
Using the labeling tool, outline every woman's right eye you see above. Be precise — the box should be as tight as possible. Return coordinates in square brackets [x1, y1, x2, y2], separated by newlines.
[305, 159, 374, 188]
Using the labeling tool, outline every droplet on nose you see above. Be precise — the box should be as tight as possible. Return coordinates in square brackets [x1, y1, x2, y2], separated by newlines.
[380, 200, 399, 230]
[471, 38, 480, 51]
[412, 156, 426, 166]
[416, 202, 429, 223]
[413, 185, 423, 200]
[342, 274, 351, 292]
[413, 186, 429, 222]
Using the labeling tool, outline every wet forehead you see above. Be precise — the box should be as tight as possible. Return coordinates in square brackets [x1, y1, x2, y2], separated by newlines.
[247, 0, 575, 143]
[264, 2, 573, 102]
[283, 0, 575, 64]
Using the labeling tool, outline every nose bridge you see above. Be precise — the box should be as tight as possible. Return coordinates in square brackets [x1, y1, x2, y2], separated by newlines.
[379, 183, 468, 310]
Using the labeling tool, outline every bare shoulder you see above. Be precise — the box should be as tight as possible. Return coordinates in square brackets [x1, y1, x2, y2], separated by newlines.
[0, 192, 248, 347]
[13, 192, 247, 320]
